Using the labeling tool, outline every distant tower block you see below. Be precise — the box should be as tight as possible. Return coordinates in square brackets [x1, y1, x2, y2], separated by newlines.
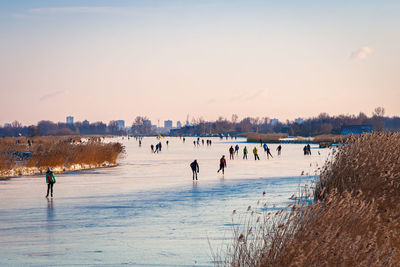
[66, 116, 74, 124]
[164, 120, 173, 129]
[116, 120, 125, 130]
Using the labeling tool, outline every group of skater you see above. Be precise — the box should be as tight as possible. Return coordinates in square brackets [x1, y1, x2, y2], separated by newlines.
[303, 144, 312, 155]
[44, 137, 314, 195]
[228, 144, 282, 161]
[193, 137, 212, 147]
[145, 138, 297, 180]
[189, 143, 288, 180]
[150, 142, 163, 153]
[144, 137, 314, 182]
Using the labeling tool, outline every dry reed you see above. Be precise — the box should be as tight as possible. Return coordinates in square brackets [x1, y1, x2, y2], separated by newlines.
[218, 132, 400, 266]
[0, 136, 124, 176]
[247, 133, 288, 143]
[313, 134, 348, 143]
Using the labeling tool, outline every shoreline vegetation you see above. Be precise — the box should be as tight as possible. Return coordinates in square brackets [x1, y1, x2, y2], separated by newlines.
[217, 132, 400, 266]
[246, 132, 348, 145]
[0, 136, 124, 178]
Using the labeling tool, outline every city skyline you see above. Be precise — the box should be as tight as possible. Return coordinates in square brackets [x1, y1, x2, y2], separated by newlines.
[1, 0, 399, 125]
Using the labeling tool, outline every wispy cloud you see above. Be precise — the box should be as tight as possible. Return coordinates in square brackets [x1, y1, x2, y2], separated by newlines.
[27, 6, 127, 15]
[244, 89, 265, 101]
[14, 2, 236, 19]
[11, 6, 154, 18]
[230, 89, 266, 102]
[40, 90, 67, 101]
[350, 46, 373, 60]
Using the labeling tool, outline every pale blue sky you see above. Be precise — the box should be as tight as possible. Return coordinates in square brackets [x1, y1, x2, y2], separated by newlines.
[1, 0, 399, 125]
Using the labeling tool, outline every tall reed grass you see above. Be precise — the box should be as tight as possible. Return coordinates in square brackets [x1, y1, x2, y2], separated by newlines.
[218, 132, 400, 266]
[247, 133, 288, 143]
[312, 134, 348, 143]
[0, 136, 124, 176]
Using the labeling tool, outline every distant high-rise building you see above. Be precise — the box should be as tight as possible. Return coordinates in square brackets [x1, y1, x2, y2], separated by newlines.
[116, 120, 125, 130]
[295, 118, 304, 124]
[176, 121, 182, 128]
[270, 118, 279, 125]
[164, 120, 173, 129]
[66, 116, 74, 124]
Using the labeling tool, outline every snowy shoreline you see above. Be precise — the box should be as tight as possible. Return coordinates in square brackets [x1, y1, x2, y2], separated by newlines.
[0, 162, 118, 179]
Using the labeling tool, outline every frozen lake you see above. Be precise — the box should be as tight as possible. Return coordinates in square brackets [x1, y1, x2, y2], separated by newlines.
[0, 137, 329, 266]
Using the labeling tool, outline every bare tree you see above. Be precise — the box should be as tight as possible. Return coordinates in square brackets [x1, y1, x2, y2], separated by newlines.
[231, 114, 238, 123]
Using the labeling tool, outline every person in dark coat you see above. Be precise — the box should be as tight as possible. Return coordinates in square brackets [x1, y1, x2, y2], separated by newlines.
[190, 160, 199, 180]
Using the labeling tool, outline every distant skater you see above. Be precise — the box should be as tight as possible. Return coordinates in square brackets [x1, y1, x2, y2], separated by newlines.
[263, 143, 268, 152]
[190, 160, 199, 180]
[229, 146, 235, 160]
[45, 168, 56, 198]
[253, 147, 260, 160]
[276, 145, 282, 156]
[307, 144, 311, 155]
[217, 155, 227, 174]
[235, 144, 239, 155]
[151, 144, 154, 152]
[266, 146, 273, 159]
[243, 146, 248, 159]
[166, 140, 169, 146]
[303, 145, 308, 155]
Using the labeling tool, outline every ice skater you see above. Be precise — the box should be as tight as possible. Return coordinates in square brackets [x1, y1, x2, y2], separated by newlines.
[229, 146, 235, 160]
[243, 146, 248, 159]
[266, 146, 273, 159]
[217, 155, 227, 174]
[276, 145, 282, 156]
[307, 144, 311, 155]
[235, 144, 239, 155]
[190, 160, 199, 180]
[45, 168, 56, 198]
[253, 147, 260, 160]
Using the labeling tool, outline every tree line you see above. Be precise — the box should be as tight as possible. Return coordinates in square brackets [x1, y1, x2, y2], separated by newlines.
[0, 120, 126, 137]
[1, 108, 399, 137]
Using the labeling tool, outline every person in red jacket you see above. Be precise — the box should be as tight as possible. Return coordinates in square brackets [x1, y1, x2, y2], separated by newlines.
[45, 168, 56, 198]
[217, 155, 227, 174]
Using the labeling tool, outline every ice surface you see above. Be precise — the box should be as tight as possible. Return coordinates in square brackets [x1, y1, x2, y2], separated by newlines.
[0, 137, 330, 266]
